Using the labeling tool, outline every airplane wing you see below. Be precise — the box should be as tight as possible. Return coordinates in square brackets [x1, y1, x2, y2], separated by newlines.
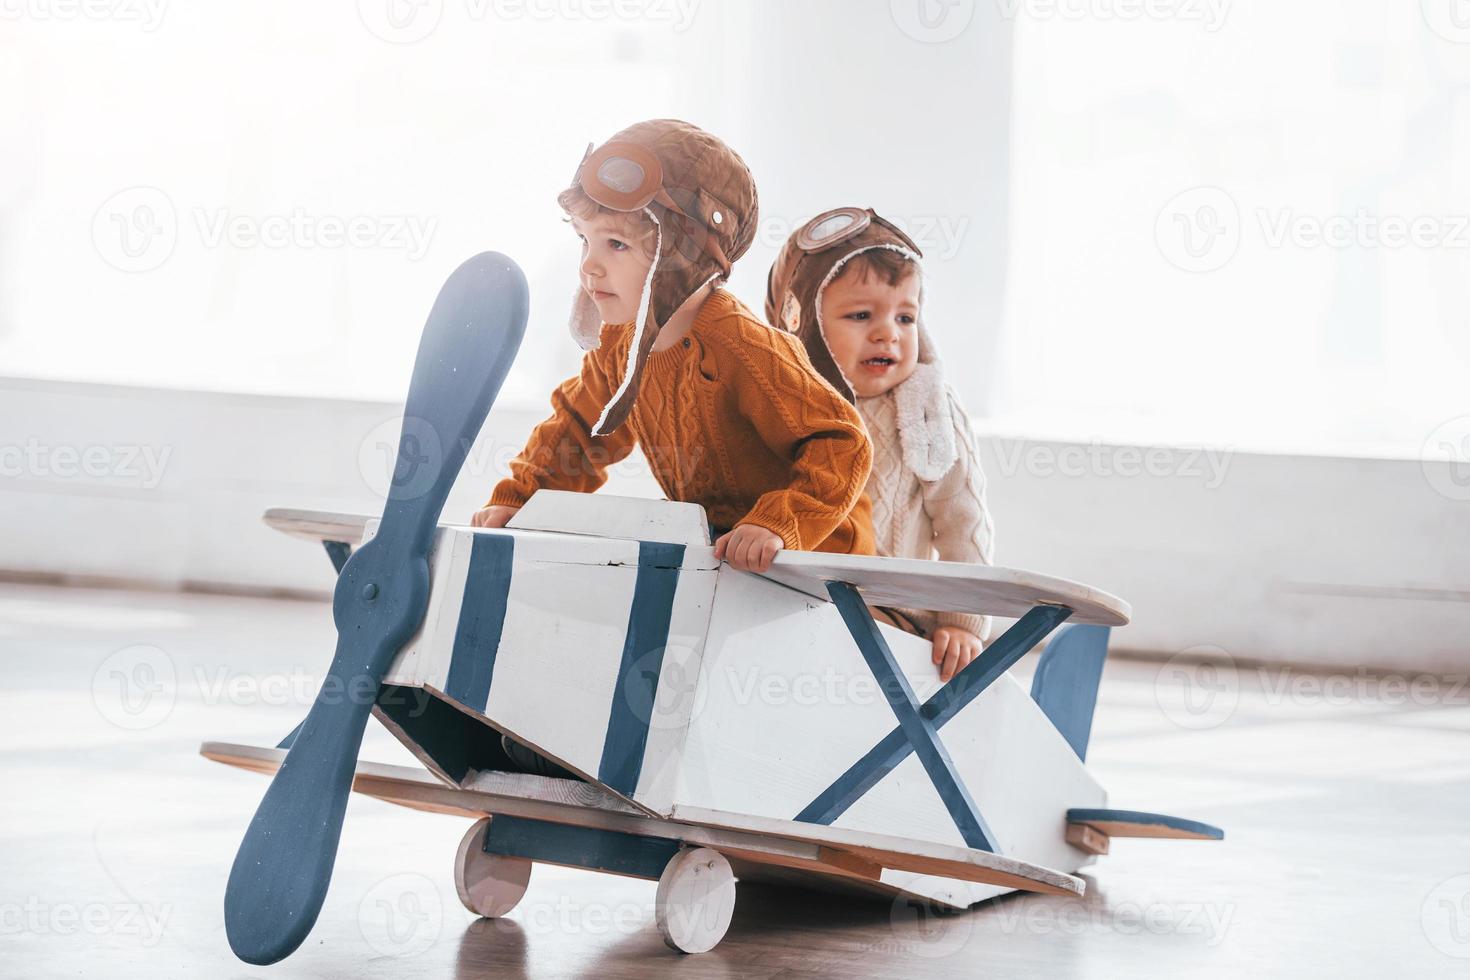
[759, 551, 1131, 627]
[262, 507, 371, 545]
[200, 741, 1083, 900]
[261, 504, 1128, 627]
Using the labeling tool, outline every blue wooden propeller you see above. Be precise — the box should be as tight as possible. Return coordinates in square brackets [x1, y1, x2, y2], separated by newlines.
[224, 252, 529, 965]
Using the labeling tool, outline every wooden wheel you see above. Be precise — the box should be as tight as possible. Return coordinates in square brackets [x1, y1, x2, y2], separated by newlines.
[655, 847, 736, 954]
[454, 817, 532, 918]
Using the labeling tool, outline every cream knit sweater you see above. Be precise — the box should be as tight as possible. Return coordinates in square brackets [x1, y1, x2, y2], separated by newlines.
[856, 364, 996, 642]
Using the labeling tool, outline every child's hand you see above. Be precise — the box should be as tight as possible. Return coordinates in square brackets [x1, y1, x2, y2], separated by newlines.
[713, 523, 784, 573]
[932, 627, 984, 683]
[470, 505, 519, 529]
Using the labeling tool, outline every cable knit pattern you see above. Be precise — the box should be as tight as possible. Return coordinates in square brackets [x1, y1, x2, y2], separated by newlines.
[858, 382, 996, 641]
[489, 289, 874, 555]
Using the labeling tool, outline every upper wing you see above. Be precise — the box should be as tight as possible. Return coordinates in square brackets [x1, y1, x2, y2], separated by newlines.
[759, 551, 1131, 627]
[262, 507, 371, 546]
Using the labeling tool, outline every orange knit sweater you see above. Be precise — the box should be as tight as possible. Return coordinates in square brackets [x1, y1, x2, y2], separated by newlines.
[488, 289, 874, 555]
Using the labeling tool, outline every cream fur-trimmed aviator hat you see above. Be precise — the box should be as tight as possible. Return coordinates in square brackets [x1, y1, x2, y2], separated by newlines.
[563, 119, 759, 436]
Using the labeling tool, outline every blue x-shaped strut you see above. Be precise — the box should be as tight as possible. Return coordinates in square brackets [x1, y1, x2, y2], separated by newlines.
[796, 582, 1073, 853]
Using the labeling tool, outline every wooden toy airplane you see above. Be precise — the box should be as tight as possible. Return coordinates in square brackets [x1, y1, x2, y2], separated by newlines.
[206, 252, 1223, 963]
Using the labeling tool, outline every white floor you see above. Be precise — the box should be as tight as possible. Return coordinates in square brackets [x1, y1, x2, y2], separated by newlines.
[4, 580, 1468, 978]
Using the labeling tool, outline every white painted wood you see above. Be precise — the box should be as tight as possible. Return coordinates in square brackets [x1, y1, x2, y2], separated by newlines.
[379, 519, 721, 815]
[655, 848, 737, 954]
[261, 507, 371, 546]
[507, 489, 713, 547]
[280, 495, 1116, 904]
[454, 817, 532, 918]
[757, 550, 1131, 627]
[677, 561, 1107, 904]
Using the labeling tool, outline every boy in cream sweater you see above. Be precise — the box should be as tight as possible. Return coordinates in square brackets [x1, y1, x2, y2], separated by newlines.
[767, 207, 996, 683]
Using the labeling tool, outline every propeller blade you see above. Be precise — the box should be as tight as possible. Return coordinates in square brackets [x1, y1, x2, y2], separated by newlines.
[224, 252, 529, 965]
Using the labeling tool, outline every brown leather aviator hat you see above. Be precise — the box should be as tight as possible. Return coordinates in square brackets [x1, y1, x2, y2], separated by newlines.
[564, 119, 758, 436]
[764, 206, 938, 403]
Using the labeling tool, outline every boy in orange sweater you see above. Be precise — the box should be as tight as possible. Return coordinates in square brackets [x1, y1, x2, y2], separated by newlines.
[472, 119, 874, 573]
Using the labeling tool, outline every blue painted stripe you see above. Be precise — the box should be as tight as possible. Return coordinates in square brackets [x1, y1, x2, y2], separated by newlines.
[919, 606, 1072, 725]
[481, 815, 681, 880]
[443, 533, 515, 713]
[795, 727, 908, 825]
[796, 603, 1071, 831]
[824, 582, 997, 852]
[1067, 808, 1225, 840]
[597, 541, 685, 798]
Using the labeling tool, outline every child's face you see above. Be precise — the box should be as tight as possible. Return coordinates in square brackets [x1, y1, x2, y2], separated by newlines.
[819, 263, 921, 398]
[572, 212, 655, 326]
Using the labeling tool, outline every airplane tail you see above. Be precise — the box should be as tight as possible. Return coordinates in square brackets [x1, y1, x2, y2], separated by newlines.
[1029, 624, 1111, 761]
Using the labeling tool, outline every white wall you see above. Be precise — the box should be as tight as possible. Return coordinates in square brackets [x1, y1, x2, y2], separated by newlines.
[7, 376, 1465, 673]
